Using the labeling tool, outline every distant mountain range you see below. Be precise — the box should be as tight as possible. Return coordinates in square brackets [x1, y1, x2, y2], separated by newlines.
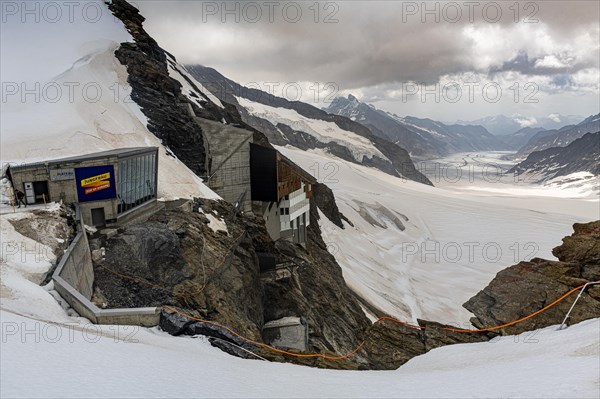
[498, 127, 548, 150]
[456, 114, 586, 136]
[185, 67, 432, 185]
[509, 132, 600, 183]
[516, 114, 600, 159]
[324, 95, 509, 159]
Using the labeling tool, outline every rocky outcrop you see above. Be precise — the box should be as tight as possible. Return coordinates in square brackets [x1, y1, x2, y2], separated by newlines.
[362, 318, 491, 370]
[464, 221, 600, 335]
[109, 0, 206, 175]
[311, 183, 352, 229]
[94, 197, 371, 367]
[93, 222, 193, 308]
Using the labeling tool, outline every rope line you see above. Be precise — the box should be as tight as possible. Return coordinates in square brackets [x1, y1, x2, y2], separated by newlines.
[162, 281, 598, 361]
[93, 235, 598, 361]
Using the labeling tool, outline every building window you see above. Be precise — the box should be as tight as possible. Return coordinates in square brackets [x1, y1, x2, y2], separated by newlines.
[118, 152, 157, 214]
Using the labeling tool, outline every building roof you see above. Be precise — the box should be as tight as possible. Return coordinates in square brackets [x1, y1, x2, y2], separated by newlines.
[10, 147, 158, 172]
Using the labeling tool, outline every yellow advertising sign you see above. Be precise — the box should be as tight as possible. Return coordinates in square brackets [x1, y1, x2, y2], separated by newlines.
[81, 172, 111, 195]
[81, 172, 110, 187]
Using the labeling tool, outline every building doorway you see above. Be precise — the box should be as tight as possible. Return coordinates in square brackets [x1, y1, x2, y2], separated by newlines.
[91, 208, 106, 226]
[23, 181, 50, 204]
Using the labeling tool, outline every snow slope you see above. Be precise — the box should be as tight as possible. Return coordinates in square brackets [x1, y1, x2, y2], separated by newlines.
[277, 146, 600, 324]
[1, 309, 598, 398]
[0, 1, 218, 201]
[236, 96, 387, 162]
[423, 152, 600, 199]
[3, 205, 596, 398]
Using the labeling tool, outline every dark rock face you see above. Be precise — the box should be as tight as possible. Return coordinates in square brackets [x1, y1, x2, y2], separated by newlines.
[417, 319, 492, 352]
[260, 196, 371, 365]
[311, 183, 351, 229]
[94, 198, 371, 367]
[464, 221, 600, 335]
[93, 222, 192, 308]
[553, 222, 600, 270]
[362, 319, 491, 370]
[362, 320, 426, 370]
[108, 0, 207, 175]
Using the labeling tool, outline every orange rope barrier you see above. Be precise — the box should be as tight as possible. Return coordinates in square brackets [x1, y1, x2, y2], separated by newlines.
[162, 281, 598, 361]
[92, 230, 598, 361]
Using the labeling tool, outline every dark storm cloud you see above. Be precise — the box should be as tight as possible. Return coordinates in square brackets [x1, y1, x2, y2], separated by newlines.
[489, 51, 596, 76]
[133, 1, 599, 90]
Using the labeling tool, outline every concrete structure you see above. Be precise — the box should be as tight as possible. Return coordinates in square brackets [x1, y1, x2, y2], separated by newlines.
[262, 317, 308, 351]
[250, 144, 314, 245]
[196, 118, 253, 212]
[9, 147, 159, 227]
[52, 207, 160, 327]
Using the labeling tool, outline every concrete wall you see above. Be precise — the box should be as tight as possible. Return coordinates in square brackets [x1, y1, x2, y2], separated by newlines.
[262, 317, 308, 351]
[52, 210, 160, 327]
[55, 231, 94, 299]
[196, 118, 253, 211]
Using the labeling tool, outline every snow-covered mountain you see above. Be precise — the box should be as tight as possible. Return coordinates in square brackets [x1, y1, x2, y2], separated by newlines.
[516, 114, 600, 159]
[324, 95, 509, 159]
[509, 132, 600, 189]
[185, 67, 432, 185]
[498, 126, 548, 150]
[457, 114, 586, 136]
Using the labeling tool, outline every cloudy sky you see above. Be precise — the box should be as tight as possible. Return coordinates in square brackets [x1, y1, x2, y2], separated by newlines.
[135, 0, 599, 122]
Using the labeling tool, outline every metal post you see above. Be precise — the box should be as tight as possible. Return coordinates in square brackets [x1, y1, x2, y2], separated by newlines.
[558, 282, 600, 330]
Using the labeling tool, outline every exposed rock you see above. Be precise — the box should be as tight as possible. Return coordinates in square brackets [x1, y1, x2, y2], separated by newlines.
[553, 221, 600, 269]
[360, 318, 492, 370]
[362, 319, 426, 370]
[91, 287, 108, 309]
[94, 197, 370, 367]
[417, 319, 492, 352]
[91, 249, 103, 263]
[7, 204, 76, 285]
[464, 221, 600, 335]
[258, 195, 371, 366]
[109, 0, 207, 175]
[93, 222, 192, 308]
[311, 182, 352, 228]
[8, 205, 75, 259]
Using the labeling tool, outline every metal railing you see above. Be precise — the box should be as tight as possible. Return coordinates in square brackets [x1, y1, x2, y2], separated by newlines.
[558, 282, 600, 330]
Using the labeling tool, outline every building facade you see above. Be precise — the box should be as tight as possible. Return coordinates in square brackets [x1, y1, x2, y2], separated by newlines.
[196, 118, 253, 212]
[250, 143, 314, 245]
[9, 147, 159, 227]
